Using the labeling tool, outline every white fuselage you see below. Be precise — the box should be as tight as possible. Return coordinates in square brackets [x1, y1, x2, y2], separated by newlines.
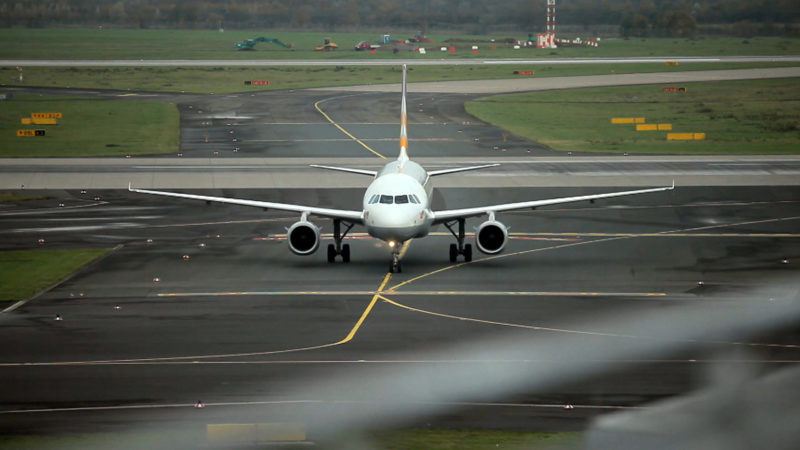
[362, 159, 434, 244]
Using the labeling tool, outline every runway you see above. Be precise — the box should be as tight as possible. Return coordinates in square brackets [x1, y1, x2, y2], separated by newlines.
[1, 68, 799, 447]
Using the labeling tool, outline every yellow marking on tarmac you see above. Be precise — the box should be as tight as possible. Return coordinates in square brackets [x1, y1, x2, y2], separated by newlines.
[379, 294, 645, 338]
[390, 236, 624, 292]
[339, 273, 392, 343]
[377, 295, 800, 350]
[158, 290, 665, 298]
[314, 97, 387, 159]
[5, 261, 398, 367]
[389, 214, 800, 292]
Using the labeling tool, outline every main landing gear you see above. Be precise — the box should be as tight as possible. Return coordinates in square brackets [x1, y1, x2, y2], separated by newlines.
[327, 219, 353, 263]
[444, 218, 472, 263]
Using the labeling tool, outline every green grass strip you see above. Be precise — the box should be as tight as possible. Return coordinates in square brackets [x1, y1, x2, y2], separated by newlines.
[0, 96, 178, 157]
[369, 428, 583, 449]
[0, 429, 582, 449]
[1, 62, 796, 94]
[0, 192, 47, 202]
[0, 248, 110, 301]
[466, 77, 800, 154]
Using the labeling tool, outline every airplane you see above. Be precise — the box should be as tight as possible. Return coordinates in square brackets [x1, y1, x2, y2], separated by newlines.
[130, 64, 674, 273]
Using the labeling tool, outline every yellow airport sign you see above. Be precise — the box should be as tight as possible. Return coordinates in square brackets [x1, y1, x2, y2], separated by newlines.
[611, 117, 645, 124]
[207, 423, 306, 444]
[17, 129, 45, 137]
[31, 117, 58, 125]
[31, 112, 62, 119]
[667, 132, 706, 140]
[20, 118, 32, 124]
[636, 123, 673, 131]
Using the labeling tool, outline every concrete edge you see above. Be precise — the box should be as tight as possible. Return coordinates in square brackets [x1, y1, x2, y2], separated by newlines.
[1, 244, 124, 314]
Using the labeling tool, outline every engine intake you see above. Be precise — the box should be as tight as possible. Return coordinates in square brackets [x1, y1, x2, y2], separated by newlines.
[475, 220, 508, 254]
[287, 220, 320, 255]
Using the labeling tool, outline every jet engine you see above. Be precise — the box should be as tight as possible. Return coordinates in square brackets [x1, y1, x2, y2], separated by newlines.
[287, 220, 320, 255]
[475, 219, 508, 254]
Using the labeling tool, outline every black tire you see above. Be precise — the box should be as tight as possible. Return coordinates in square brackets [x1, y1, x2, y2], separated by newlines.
[449, 243, 458, 262]
[327, 244, 336, 263]
[464, 244, 473, 262]
[342, 244, 351, 263]
[396, 262, 402, 273]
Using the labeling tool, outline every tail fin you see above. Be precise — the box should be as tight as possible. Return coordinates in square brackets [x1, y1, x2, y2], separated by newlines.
[398, 64, 409, 164]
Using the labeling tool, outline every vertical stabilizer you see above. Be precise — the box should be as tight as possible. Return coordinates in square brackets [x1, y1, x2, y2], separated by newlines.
[398, 64, 409, 165]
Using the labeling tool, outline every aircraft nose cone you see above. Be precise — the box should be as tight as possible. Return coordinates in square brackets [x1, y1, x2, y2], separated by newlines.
[368, 209, 421, 242]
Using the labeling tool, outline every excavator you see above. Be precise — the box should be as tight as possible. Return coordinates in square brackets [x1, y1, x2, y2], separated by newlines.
[234, 37, 294, 50]
[314, 37, 338, 51]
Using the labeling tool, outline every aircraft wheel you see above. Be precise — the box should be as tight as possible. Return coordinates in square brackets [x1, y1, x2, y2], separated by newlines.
[327, 244, 336, 263]
[464, 244, 473, 262]
[342, 244, 351, 263]
[449, 244, 458, 263]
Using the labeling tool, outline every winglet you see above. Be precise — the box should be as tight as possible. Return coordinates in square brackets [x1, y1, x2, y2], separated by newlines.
[398, 64, 409, 165]
[671, 179, 675, 189]
[128, 182, 132, 191]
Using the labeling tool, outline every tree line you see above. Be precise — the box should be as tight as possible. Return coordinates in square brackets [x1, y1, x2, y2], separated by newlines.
[0, 0, 797, 36]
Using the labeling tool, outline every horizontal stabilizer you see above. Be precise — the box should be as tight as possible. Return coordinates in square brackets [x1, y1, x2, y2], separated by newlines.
[428, 163, 500, 177]
[310, 165, 377, 177]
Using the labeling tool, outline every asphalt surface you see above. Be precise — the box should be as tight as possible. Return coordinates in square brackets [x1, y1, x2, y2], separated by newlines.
[1, 68, 799, 447]
[1, 186, 799, 445]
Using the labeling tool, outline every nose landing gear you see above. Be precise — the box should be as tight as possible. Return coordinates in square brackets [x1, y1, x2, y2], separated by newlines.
[389, 249, 402, 273]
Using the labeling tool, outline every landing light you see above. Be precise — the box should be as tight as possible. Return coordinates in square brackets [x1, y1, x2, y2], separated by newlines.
[388, 241, 396, 248]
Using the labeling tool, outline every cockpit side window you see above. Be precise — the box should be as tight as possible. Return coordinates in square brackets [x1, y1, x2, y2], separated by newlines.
[394, 195, 409, 204]
[379, 195, 394, 204]
[369, 194, 380, 204]
[409, 194, 420, 204]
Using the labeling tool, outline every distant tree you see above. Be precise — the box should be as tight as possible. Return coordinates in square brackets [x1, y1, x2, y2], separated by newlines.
[657, 9, 696, 37]
[620, 12, 650, 37]
[108, 1, 126, 24]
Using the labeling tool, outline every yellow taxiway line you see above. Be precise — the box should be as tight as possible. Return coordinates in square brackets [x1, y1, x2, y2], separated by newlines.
[314, 96, 387, 160]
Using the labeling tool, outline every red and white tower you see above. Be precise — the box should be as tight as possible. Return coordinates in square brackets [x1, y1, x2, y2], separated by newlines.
[537, 0, 557, 49]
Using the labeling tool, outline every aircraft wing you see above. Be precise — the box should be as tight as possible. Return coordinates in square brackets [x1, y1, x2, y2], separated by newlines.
[310, 165, 377, 177]
[427, 163, 500, 177]
[129, 185, 364, 224]
[431, 182, 674, 225]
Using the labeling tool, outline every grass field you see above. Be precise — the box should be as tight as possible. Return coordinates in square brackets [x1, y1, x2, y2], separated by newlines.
[0, 95, 178, 156]
[466, 77, 800, 154]
[370, 428, 582, 449]
[0, 248, 110, 301]
[0, 28, 799, 60]
[1, 61, 795, 94]
[0, 192, 47, 202]
[0, 428, 582, 449]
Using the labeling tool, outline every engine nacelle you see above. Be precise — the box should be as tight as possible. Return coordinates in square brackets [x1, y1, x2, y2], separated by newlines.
[287, 221, 320, 255]
[475, 220, 508, 254]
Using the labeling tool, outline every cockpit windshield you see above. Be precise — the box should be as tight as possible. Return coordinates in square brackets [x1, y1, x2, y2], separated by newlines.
[369, 194, 421, 205]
